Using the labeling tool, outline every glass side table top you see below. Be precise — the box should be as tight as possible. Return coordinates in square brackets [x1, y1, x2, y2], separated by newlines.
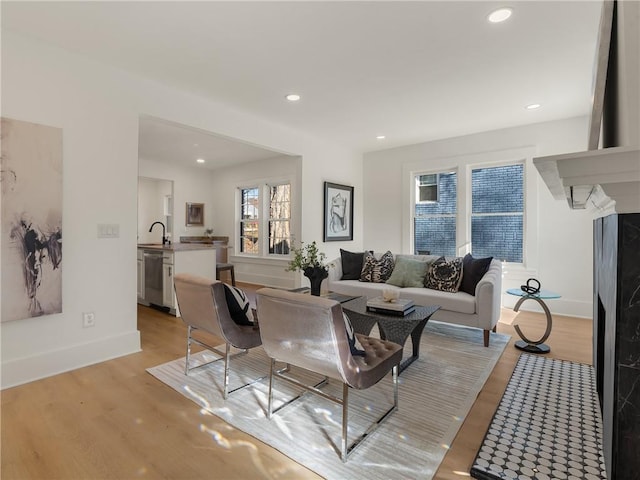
[506, 288, 561, 299]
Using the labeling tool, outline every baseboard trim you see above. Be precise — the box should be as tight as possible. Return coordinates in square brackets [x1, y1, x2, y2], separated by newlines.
[1, 330, 141, 389]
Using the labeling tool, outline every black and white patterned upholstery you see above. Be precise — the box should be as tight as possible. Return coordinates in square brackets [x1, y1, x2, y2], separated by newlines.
[424, 256, 463, 292]
[471, 354, 607, 480]
[360, 250, 395, 283]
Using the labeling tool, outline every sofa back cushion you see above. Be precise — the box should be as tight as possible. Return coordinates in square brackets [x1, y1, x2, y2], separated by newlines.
[385, 256, 432, 288]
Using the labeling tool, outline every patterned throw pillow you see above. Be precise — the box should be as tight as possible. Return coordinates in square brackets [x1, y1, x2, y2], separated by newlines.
[424, 256, 464, 293]
[360, 251, 395, 283]
[343, 312, 365, 357]
[223, 283, 256, 326]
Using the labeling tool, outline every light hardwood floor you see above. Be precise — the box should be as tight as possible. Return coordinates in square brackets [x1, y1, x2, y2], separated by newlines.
[1, 284, 592, 479]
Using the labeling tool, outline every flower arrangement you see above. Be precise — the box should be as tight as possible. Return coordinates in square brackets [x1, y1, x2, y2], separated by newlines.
[204, 228, 214, 238]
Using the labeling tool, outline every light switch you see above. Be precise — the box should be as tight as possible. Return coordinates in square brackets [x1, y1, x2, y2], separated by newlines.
[97, 224, 120, 238]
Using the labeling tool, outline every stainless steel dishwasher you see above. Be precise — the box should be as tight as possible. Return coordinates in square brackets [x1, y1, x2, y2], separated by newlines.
[144, 250, 163, 306]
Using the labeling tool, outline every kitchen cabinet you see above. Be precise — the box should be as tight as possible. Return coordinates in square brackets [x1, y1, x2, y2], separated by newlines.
[137, 245, 216, 316]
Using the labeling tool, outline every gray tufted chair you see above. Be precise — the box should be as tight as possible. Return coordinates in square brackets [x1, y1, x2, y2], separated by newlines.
[256, 287, 403, 462]
[173, 273, 263, 399]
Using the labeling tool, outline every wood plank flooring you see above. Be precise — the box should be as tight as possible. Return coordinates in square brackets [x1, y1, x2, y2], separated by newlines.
[1, 284, 592, 480]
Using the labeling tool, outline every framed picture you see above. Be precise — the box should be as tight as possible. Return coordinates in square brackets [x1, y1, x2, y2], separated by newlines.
[186, 202, 204, 226]
[323, 182, 354, 242]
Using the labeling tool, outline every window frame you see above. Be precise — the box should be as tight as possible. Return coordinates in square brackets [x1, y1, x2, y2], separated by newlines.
[404, 146, 537, 271]
[236, 178, 293, 258]
[469, 161, 525, 263]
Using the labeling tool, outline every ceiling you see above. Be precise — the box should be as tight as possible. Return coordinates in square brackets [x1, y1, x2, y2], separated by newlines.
[3, 1, 603, 166]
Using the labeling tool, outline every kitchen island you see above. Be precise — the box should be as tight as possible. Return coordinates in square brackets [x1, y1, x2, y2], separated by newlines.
[137, 243, 217, 316]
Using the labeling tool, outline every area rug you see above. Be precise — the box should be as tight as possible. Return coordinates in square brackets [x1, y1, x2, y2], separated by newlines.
[147, 321, 510, 480]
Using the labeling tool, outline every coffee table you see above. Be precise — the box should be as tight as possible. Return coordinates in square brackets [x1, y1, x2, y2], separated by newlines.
[341, 296, 440, 373]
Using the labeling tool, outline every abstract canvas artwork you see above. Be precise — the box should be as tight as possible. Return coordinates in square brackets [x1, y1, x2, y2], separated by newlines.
[1, 118, 63, 322]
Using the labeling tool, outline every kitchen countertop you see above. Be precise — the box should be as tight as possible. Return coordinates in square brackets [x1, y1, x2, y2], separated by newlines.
[137, 243, 218, 252]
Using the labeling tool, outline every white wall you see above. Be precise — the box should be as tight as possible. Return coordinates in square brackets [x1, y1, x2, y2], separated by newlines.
[138, 158, 218, 242]
[1, 32, 361, 388]
[363, 116, 594, 318]
[137, 177, 172, 244]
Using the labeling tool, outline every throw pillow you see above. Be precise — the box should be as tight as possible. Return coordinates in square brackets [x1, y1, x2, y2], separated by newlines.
[424, 256, 464, 293]
[360, 251, 395, 283]
[223, 283, 255, 326]
[340, 248, 369, 280]
[386, 256, 430, 288]
[343, 312, 365, 357]
[460, 253, 493, 296]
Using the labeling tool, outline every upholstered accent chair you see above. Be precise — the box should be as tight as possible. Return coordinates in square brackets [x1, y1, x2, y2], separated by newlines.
[173, 273, 263, 399]
[255, 288, 404, 462]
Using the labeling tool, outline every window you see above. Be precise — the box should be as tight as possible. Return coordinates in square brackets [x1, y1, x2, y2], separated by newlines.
[471, 164, 524, 262]
[240, 187, 259, 254]
[416, 174, 438, 203]
[239, 182, 292, 256]
[268, 183, 291, 255]
[413, 171, 457, 256]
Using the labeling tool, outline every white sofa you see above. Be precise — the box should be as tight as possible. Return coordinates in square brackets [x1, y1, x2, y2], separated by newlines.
[327, 253, 503, 346]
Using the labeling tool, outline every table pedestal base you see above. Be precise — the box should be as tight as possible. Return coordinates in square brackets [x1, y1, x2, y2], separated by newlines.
[515, 340, 550, 354]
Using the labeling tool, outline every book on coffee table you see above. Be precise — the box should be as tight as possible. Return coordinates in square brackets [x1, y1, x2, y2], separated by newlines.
[366, 297, 415, 316]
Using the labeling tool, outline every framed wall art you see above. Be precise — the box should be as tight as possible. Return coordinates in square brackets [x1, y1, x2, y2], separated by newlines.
[185, 202, 204, 226]
[323, 182, 353, 242]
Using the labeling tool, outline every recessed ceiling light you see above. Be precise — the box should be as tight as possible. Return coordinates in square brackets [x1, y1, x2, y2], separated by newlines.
[376, 135, 386, 140]
[193, 143, 199, 147]
[285, 94, 301, 102]
[488, 8, 512, 23]
[196, 158, 205, 164]
[526, 103, 541, 110]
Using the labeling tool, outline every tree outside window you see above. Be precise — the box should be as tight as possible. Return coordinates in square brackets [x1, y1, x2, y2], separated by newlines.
[239, 182, 291, 256]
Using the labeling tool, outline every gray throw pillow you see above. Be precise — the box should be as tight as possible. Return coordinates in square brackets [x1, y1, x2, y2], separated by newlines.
[360, 251, 395, 283]
[386, 256, 430, 288]
[424, 256, 464, 293]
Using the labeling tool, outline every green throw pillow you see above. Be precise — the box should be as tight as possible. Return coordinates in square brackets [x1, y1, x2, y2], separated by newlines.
[386, 256, 429, 288]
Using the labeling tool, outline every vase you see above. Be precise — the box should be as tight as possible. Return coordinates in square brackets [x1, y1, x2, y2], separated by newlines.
[304, 266, 328, 296]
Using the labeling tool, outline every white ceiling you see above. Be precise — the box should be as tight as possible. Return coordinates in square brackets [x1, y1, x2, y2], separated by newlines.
[3, 1, 603, 167]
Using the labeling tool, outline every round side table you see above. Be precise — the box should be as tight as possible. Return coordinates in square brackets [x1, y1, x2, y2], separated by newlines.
[506, 288, 561, 354]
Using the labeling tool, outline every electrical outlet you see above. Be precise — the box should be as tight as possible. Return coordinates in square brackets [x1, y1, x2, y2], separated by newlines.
[82, 312, 95, 328]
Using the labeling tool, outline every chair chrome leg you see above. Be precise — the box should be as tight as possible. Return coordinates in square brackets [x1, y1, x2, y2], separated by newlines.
[341, 382, 349, 462]
[185, 325, 192, 375]
[222, 342, 231, 399]
[267, 358, 276, 419]
[393, 364, 399, 408]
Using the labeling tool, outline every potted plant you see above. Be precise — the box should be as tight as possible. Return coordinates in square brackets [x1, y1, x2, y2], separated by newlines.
[286, 241, 328, 296]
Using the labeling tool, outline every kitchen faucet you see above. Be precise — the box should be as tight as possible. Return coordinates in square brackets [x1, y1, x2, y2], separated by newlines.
[149, 221, 169, 245]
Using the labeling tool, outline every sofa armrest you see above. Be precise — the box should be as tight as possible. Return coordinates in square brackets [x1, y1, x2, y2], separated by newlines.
[327, 257, 343, 287]
[475, 259, 503, 330]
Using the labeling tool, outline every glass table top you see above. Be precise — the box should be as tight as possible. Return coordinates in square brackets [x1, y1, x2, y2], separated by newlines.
[506, 288, 561, 299]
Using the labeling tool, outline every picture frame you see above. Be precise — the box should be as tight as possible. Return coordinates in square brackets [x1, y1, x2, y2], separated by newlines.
[185, 202, 204, 226]
[323, 182, 354, 242]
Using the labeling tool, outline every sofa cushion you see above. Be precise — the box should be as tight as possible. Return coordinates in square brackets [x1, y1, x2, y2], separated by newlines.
[460, 253, 494, 296]
[401, 287, 476, 314]
[424, 256, 463, 293]
[340, 248, 369, 280]
[386, 256, 429, 288]
[360, 251, 395, 283]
